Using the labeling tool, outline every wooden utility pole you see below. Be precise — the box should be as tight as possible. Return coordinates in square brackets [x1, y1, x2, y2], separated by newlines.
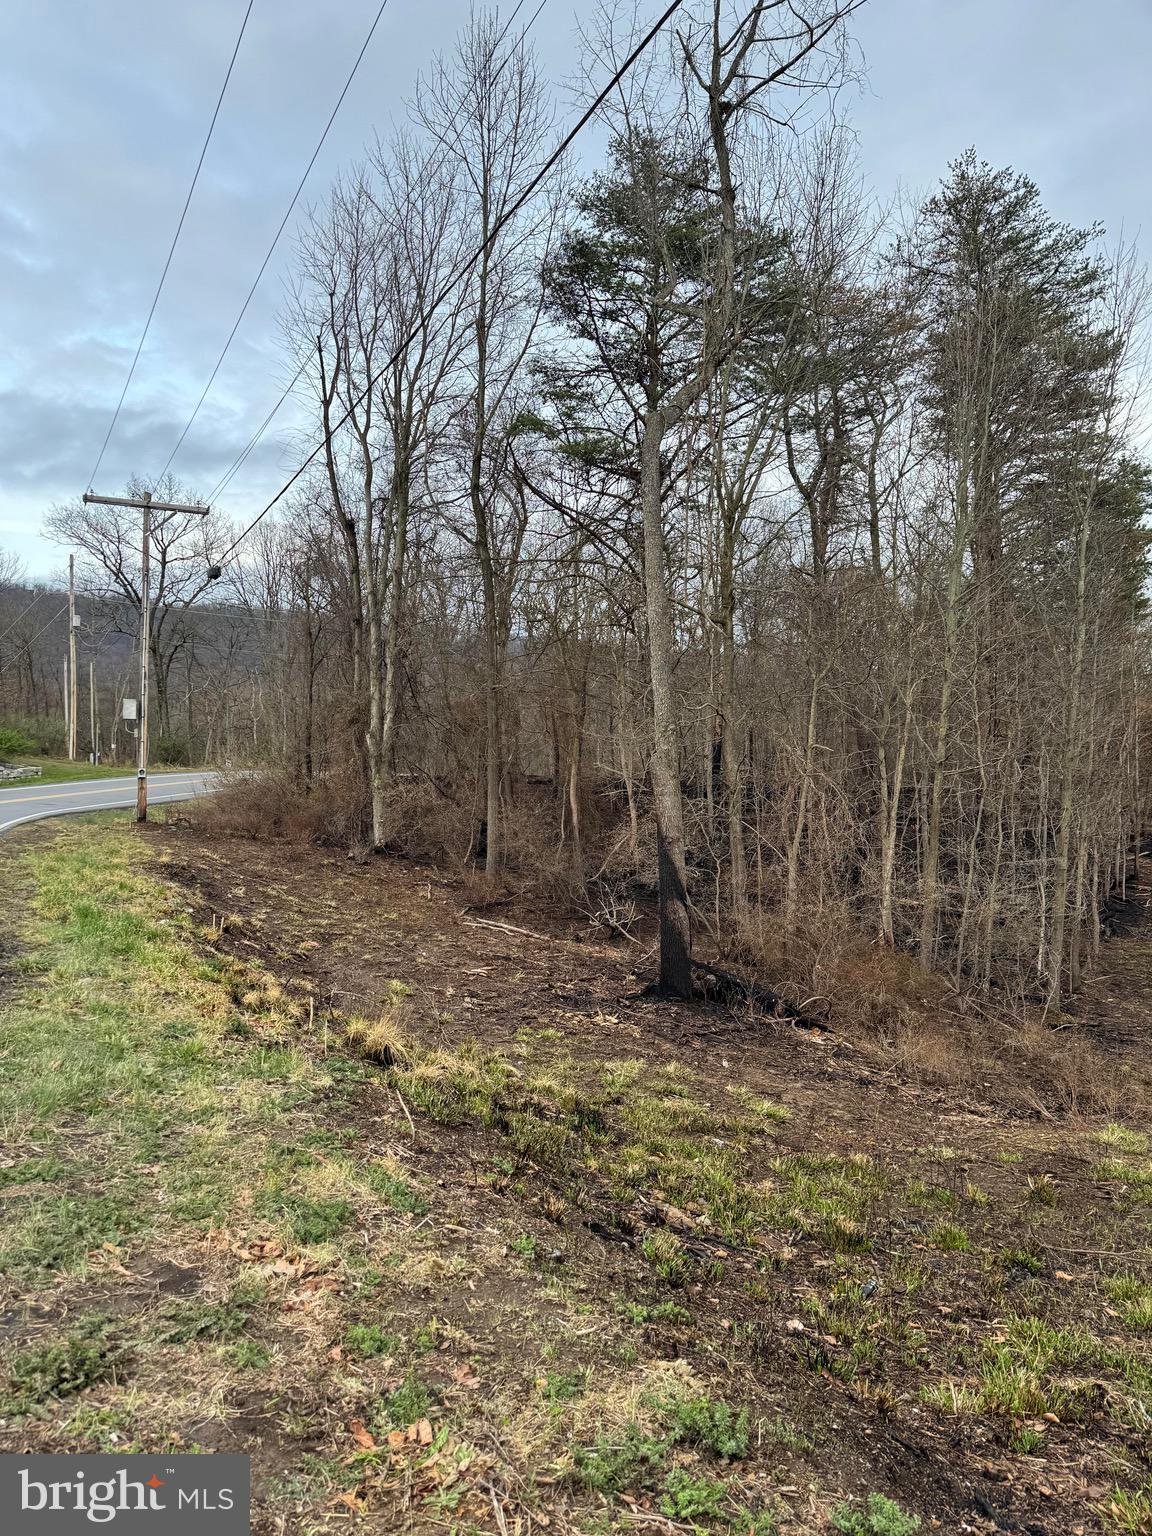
[81, 490, 210, 820]
[67, 553, 78, 760]
[89, 660, 97, 764]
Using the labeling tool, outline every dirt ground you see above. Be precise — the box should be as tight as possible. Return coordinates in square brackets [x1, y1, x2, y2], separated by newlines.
[2, 815, 1152, 1535]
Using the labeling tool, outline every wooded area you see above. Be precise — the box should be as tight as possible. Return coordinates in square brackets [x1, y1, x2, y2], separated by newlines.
[4, 0, 1150, 1011]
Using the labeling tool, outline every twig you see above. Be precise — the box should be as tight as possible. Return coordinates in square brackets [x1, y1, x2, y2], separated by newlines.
[393, 1084, 416, 1140]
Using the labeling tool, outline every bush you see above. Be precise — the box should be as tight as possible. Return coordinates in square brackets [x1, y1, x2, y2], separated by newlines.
[0, 715, 64, 756]
[0, 724, 34, 758]
[153, 732, 193, 766]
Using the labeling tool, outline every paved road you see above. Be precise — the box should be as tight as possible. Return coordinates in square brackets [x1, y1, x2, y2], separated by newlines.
[0, 771, 218, 835]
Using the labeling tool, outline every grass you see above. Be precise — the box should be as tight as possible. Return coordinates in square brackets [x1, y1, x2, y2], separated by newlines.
[0, 757, 189, 788]
[0, 822, 331, 1289]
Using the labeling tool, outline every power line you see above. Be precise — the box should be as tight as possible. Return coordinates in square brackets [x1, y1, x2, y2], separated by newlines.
[218, 0, 680, 567]
[88, 0, 255, 490]
[199, 0, 553, 510]
[0, 588, 55, 648]
[0, 603, 69, 679]
[155, 0, 393, 484]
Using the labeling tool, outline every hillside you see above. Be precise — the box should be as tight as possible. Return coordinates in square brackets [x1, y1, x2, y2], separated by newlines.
[1, 816, 1150, 1534]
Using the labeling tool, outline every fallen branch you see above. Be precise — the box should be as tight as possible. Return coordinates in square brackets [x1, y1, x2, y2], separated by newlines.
[463, 915, 558, 943]
[691, 959, 826, 1030]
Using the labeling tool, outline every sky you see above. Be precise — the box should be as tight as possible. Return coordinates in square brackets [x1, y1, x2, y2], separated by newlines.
[1, 0, 1150, 582]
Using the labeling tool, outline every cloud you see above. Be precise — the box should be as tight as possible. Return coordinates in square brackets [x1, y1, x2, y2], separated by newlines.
[1, 0, 1148, 578]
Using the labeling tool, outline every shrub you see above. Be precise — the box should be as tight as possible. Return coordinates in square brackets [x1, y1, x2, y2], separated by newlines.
[153, 732, 193, 766]
[0, 724, 34, 758]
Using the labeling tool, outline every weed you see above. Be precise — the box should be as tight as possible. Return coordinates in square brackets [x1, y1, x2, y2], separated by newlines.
[364, 1164, 428, 1216]
[570, 1426, 667, 1495]
[376, 1374, 434, 1430]
[344, 1323, 401, 1359]
[829, 1491, 922, 1535]
[618, 1300, 694, 1328]
[3, 1324, 125, 1414]
[760, 1414, 814, 1454]
[229, 1339, 271, 1369]
[158, 1292, 257, 1344]
[641, 1230, 690, 1285]
[1, 1192, 146, 1279]
[904, 1179, 956, 1212]
[1106, 1275, 1152, 1333]
[344, 1010, 411, 1067]
[540, 1371, 584, 1406]
[661, 1468, 728, 1521]
[655, 1392, 750, 1458]
[0, 1156, 65, 1187]
[254, 1189, 354, 1245]
[1096, 1123, 1150, 1158]
[1025, 1173, 1058, 1207]
[1103, 1484, 1152, 1533]
[511, 1233, 539, 1261]
[999, 1247, 1043, 1276]
[1009, 1425, 1045, 1454]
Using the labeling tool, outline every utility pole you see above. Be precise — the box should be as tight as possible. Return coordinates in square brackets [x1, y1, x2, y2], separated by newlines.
[67, 553, 78, 760]
[89, 660, 97, 764]
[81, 490, 210, 820]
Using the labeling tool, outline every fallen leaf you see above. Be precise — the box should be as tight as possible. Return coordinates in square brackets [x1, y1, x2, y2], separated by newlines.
[349, 1419, 376, 1450]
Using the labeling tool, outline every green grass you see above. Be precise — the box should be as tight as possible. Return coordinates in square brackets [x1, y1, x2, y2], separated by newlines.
[0, 820, 326, 1282]
[0, 758, 191, 788]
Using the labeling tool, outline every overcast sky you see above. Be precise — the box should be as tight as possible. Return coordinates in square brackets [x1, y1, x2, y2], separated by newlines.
[2, 0, 1150, 581]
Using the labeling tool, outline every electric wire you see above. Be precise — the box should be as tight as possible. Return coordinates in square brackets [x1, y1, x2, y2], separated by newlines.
[87, 0, 256, 489]
[199, 0, 548, 508]
[155, 0, 393, 484]
[216, 0, 684, 566]
[0, 589, 55, 648]
[0, 603, 70, 679]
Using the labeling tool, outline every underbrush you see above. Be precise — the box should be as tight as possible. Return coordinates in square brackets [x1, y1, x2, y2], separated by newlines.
[187, 768, 1152, 1120]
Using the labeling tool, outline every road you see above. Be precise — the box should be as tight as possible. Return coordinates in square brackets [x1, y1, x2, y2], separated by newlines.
[0, 771, 218, 835]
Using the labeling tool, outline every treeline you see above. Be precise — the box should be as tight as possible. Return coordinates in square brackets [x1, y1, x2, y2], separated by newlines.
[34, 0, 1152, 1007]
[0, 570, 275, 765]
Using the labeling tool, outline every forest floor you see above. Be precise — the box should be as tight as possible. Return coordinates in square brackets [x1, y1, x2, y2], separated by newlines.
[1, 814, 1151, 1536]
